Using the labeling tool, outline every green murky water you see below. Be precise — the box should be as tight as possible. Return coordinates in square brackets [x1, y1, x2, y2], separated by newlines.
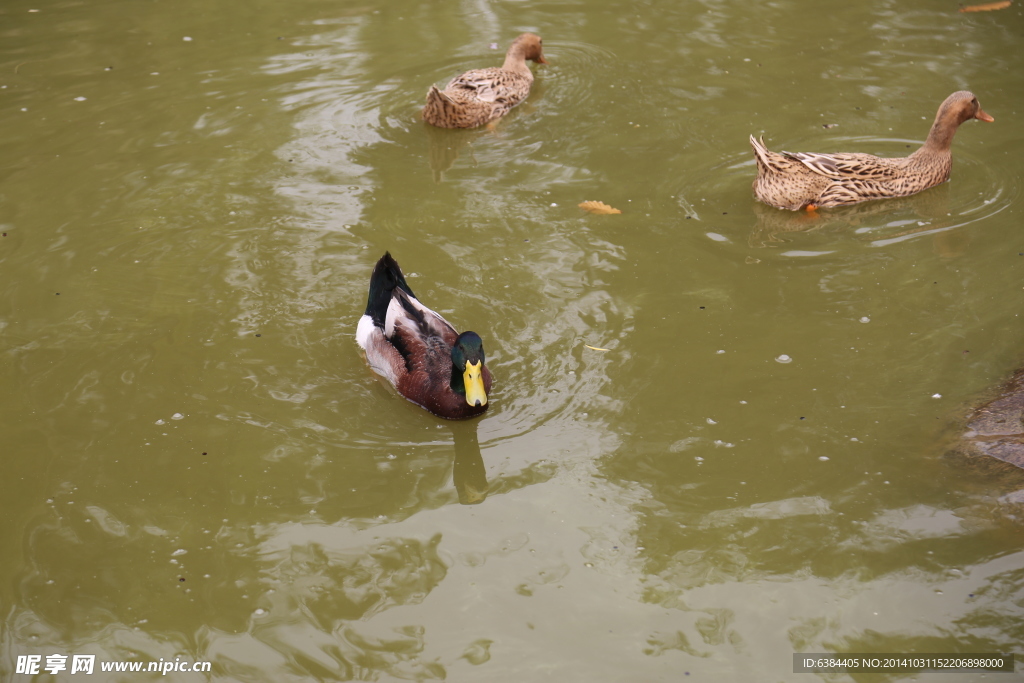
[3, 0, 1024, 680]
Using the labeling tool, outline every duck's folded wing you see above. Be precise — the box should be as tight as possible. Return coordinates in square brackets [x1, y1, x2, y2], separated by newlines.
[385, 289, 457, 343]
[448, 68, 521, 104]
[783, 151, 900, 181]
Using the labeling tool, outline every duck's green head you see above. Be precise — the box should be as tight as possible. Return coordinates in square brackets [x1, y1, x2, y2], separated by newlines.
[451, 332, 488, 407]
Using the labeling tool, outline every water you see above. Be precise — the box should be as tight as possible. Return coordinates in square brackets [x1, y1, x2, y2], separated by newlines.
[3, 0, 1024, 680]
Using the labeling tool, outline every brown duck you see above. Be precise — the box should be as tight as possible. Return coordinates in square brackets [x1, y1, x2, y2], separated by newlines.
[749, 91, 994, 211]
[422, 33, 548, 129]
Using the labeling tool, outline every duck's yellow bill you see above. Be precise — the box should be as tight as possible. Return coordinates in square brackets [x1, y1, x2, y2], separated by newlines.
[463, 360, 487, 407]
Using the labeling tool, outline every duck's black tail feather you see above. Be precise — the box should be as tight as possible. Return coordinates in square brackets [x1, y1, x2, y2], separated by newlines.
[365, 252, 416, 326]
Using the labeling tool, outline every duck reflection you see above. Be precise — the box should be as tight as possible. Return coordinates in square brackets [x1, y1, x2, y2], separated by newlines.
[423, 124, 485, 182]
[451, 420, 488, 505]
[747, 183, 956, 250]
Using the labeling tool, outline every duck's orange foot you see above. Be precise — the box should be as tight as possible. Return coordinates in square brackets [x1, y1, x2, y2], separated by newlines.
[804, 203, 818, 212]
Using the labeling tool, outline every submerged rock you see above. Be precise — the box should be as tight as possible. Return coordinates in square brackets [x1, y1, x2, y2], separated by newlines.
[955, 368, 1024, 471]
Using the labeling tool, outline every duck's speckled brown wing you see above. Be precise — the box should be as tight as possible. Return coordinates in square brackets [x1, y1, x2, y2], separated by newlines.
[782, 151, 902, 182]
[787, 151, 950, 206]
[446, 67, 531, 106]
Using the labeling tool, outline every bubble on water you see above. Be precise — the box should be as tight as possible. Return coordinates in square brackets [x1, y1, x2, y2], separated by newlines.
[775, 354, 792, 364]
[859, 317, 870, 323]
[932, 393, 942, 399]
[819, 456, 829, 461]
[171, 413, 184, 420]
[155, 419, 165, 425]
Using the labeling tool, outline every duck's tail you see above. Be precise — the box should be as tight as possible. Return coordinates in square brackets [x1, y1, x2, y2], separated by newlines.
[423, 85, 460, 128]
[749, 134, 772, 171]
[365, 252, 416, 326]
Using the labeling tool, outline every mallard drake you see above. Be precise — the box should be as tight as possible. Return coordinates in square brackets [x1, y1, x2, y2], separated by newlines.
[750, 91, 994, 211]
[356, 252, 492, 419]
[422, 33, 547, 129]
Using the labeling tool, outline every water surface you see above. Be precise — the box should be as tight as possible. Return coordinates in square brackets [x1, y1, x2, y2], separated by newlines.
[3, 0, 1024, 680]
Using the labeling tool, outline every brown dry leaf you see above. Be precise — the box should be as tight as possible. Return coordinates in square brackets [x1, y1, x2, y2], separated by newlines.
[578, 200, 622, 215]
[959, 0, 1011, 11]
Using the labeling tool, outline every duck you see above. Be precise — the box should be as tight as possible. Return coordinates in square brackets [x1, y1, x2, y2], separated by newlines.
[750, 91, 994, 211]
[356, 252, 492, 419]
[422, 33, 548, 129]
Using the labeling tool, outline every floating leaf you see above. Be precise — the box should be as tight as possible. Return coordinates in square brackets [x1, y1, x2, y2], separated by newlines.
[578, 200, 622, 215]
[959, 0, 1011, 11]
[585, 344, 609, 352]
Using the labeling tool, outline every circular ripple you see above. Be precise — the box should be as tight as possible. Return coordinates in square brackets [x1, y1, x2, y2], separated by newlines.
[533, 40, 617, 115]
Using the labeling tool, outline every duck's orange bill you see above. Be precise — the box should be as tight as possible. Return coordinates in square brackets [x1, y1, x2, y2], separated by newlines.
[463, 360, 487, 407]
[977, 109, 995, 122]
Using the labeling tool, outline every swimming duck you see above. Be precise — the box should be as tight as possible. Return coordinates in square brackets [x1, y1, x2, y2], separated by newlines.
[356, 252, 492, 419]
[750, 91, 994, 211]
[422, 33, 548, 129]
